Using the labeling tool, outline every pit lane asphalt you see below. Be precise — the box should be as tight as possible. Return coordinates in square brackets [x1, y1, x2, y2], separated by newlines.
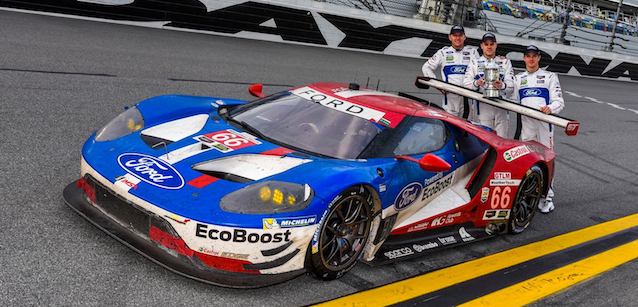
[1, 10, 637, 306]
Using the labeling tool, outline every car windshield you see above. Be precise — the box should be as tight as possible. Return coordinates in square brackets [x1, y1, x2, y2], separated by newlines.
[228, 92, 383, 159]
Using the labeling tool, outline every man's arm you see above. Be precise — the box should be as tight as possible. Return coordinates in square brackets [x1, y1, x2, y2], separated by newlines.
[501, 59, 515, 97]
[422, 49, 442, 78]
[463, 58, 479, 89]
[547, 73, 565, 114]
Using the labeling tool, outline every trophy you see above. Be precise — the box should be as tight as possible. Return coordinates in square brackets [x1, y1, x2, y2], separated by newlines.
[483, 60, 501, 98]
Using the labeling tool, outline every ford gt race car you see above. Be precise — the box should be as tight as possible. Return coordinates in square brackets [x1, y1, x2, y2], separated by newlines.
[64, 77, 579, 288]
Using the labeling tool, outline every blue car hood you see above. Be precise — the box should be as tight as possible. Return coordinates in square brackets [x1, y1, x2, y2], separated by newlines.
[82, 95, 370, 228]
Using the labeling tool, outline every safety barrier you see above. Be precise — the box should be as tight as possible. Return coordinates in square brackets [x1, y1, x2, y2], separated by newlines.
[2, 0, 637, 81]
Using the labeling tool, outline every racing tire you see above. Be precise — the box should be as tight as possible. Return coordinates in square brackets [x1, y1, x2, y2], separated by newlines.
[308, 186, 373, 280]
[509, 165, 544, 234]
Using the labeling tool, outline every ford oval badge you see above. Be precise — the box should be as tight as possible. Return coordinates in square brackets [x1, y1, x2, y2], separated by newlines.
[117, 153, 184, 189]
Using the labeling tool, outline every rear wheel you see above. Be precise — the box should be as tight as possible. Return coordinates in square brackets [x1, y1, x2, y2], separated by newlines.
[309, 186, 373, 280]
[509, 165, 544, 234]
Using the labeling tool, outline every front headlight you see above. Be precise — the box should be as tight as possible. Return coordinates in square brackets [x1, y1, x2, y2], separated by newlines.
[95, 106, 144, 141]
[220, 181, 313, 214]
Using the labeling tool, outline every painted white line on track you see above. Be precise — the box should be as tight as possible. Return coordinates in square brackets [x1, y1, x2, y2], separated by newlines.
[584, 96, 604, 104]
[628, 109, 638, 115]
[565, 91, 582, 98]
[606, 103, 626, 110]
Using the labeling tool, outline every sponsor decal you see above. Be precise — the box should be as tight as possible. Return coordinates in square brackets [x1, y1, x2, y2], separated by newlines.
[407, 221, 430, 232]
[483, 209, 511, 220]
[446, 56, 454, 62]
[521, 79, 528, 85]
[199, 129, 261, 153]
[481, 187, 490, 203]
[413, 242, 439, 252]
[463, 51, 470, 55]
[198, 246, 219, 256]
[394, 182, 423, 210]
[424, 172, 443, 186]
[164, 214, 190, 225]
[221, 251, 250, 260]
[489, 179, 522, 186]
[291, 87, 385, 122]
[379, 184, 387, 193]
[195, 223, 291, 243]
[463, 56, 471, 60]
[438, 235, 457, 245]
[450, 66, 466, 73]
[431, 212, 461, 227]
[117, 153, 184, 189]
[538, 80, 545, 84]
[262, 215, 317, 230]
[114, 174, 140, 191]
[459, 227, 475, 242]
[420, 173, 454, 203]
[537, 75, 546, 79]
[383, 247, 414, 259]
[445, 51, 454, 54]
[503, 145, 531, 162]
[522, 88, 542, 96]
[494, 172, 511, 180]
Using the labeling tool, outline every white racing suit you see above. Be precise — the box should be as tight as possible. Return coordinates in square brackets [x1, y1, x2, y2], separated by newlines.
[422, 46, 479, 118]
[463, 55, 514, 137]
[513, 68, 565, 207]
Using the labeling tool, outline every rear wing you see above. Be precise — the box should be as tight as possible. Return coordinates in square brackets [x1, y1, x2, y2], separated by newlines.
[415, 76, 580, 136]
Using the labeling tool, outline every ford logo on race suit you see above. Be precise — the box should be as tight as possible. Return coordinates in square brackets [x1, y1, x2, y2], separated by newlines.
[394, 182, 423, 210]
[117, 153, 184, 189]
[523, 89, 542, 96]
[450, 66, 466, 74]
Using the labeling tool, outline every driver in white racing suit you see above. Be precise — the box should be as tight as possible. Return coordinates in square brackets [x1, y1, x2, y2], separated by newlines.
[422, 25, 479, 118]
[512, 45, 565, 213]
[463, 33, 514, 137]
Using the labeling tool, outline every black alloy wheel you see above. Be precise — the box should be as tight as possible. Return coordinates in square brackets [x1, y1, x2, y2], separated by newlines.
[509, 165, 544, 234]
[309, 186, 373, 280]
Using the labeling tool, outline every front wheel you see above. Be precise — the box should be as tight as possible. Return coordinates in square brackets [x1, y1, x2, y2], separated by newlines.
[509, 165, 544, 234]
[309, 186, 373, 280]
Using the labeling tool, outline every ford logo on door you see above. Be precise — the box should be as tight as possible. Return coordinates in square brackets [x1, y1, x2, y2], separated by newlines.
[523, 89, 542, 96]
[394, 182, 423, 210]
[117, 153, 184, 189]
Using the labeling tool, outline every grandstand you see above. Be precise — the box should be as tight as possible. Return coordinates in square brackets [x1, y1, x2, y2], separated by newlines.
[320, 0, 638, 54]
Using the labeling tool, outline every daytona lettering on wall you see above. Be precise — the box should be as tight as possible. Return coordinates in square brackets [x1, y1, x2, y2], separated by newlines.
[4, 1, 637, 81]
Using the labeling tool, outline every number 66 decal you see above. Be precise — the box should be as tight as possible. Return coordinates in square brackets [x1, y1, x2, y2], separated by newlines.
[490, 186, 512, 209]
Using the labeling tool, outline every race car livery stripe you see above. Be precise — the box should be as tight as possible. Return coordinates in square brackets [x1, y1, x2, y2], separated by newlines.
[317, 212, 638, 306]
[260, 147, 295, 156]
[291, 86, 386, 122]
[459, 240, 638, 307]
[187, 174, 219, 189]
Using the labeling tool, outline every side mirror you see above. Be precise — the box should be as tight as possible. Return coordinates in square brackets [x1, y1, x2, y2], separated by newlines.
[248, 83, 265, 98]
[396, 153, 451, 173]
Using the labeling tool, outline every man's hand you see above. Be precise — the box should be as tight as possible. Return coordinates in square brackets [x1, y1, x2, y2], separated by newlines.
[540, 106, 552, 114]
[438, 89, 448, 95]
[475, 78, 485, 88]
[493, 80, 504, 89]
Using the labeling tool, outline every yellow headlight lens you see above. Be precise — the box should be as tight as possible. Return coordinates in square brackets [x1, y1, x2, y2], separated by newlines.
[127, 118, 142, 131]
[272, 189, 284, 205]
[287, 194, 296, 205]
[259, 186, 272, 202]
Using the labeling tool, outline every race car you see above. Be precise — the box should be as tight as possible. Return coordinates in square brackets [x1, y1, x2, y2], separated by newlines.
[64, 78, 578, 288]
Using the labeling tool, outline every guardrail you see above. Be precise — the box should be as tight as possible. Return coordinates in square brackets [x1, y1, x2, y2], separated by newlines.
[2, 0, 636, 81]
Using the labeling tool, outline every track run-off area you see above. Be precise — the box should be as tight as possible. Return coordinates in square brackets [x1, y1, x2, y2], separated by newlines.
[1, 9, 638, 306]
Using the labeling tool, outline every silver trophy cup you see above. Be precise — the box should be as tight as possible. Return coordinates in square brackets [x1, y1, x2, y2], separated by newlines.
[483, 60, 500, 98]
